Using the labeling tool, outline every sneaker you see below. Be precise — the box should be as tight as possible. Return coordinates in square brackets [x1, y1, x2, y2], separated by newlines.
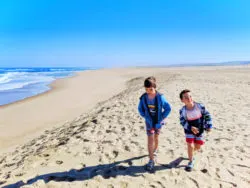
[145, 160, 155, 172]
[185, 160, 195, 172]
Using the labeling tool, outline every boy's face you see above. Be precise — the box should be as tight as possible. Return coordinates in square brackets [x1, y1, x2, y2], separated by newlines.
[145, 87, 156, 94]
[181, 92, 193, 105]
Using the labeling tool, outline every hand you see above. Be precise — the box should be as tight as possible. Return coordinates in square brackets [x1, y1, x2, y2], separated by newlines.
[191, 126, 199, 135]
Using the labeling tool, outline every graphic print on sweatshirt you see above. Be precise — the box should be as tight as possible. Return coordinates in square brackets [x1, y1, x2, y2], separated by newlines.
[186, 104, 202, 128]
[146, 96, 156, 117]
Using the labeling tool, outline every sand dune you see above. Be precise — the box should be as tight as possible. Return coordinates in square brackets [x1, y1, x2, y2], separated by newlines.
[0, 66, 249, 187]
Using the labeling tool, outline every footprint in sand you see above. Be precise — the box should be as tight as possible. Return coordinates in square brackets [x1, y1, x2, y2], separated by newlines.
[107, 184, 114, 188]
[56, 160, 63, 165]
[124, 145, 130, 152]
[201, 169, 208, 173]
[0, 181, 6, 185]
[15, 172, 24, 177]
[41, 162, 47, 166]
[139, 126, 144, 130]
[3, 173, 10, 179]
[112, 150, 119, 158]
[3, 163, 15, 168]
[91, 119, 98, 124]
[75, 135, 82, 139]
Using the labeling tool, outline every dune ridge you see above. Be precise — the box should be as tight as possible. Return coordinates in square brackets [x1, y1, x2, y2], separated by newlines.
[0, 66, 249, 187]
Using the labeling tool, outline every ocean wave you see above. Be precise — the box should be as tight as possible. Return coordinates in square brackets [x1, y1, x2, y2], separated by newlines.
[0, 67, 85, 73]
[0, 72, 27, 84]
[0, 67, 87, 105]
[0, 81, 50, 92]
[0, 72, 56, 91]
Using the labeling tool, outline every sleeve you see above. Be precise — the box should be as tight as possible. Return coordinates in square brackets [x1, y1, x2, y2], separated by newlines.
[138, 98, 146, 118]
[179, 108, 190, 131]
[200, 103, 213, 129]
[161, 95, 171, 119]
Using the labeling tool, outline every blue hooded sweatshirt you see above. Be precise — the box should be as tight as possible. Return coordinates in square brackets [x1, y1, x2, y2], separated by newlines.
[138, 92, 171, 130]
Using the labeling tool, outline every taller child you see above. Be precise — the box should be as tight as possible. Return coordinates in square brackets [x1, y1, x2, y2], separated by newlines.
[138, 77, 171, 171]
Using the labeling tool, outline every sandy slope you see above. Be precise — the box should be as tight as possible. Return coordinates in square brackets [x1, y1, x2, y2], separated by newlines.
[0, 66, 249, 188]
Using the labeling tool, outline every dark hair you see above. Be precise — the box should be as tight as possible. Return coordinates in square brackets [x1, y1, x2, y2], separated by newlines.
[144, 76, 156, 88]
[179, 89, 191, 99]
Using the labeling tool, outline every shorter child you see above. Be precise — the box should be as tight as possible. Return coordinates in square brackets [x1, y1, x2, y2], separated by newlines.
[179, 89, 212, 171]
[138, 77, 171, 171]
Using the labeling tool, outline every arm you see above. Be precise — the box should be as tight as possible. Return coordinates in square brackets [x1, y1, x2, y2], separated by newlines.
[138, 99, 146, 118]
[179, 108, 190, 131]
[161, 95, 171, 119]
[200, 104, 213, 130]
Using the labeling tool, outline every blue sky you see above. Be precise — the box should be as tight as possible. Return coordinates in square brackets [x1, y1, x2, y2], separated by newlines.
[0, 0, 250, 67]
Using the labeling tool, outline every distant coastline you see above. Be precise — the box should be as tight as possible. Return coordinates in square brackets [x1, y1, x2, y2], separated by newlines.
[131, 61, 250, 69]
[161, 61, 250, 67]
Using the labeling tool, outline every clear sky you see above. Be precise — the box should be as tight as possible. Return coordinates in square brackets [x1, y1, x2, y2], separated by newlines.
[1, 0, 250, 67]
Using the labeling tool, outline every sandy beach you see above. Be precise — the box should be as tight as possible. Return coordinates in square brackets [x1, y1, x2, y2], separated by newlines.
[0, 65, 249, 188]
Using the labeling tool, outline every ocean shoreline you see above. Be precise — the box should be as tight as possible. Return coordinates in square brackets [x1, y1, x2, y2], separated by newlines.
[0, 68, 88, 107]
[0, 71, 83, 108]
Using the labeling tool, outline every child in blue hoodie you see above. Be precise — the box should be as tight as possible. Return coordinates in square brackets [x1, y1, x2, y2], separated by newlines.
[138, 77, 171, 171]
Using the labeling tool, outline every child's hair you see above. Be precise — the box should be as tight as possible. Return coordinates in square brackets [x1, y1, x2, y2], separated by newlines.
[179, 89, 191, 99]
[144, 76, 156, 88]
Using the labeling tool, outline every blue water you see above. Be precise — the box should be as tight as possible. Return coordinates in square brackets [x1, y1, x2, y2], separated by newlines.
[0, 67, 88, 106]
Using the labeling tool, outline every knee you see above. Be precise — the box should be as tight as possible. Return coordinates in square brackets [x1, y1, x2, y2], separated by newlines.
[187, 143, 194, 149]
[195, 144, 201, 150]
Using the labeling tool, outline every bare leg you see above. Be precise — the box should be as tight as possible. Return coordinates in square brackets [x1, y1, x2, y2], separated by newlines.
[186, 142, 195, 171]
[194, 143, 201, 155]
[148, 135, 154, 160]
[154, 134, 159, 152]
[187, 143, 194, 161]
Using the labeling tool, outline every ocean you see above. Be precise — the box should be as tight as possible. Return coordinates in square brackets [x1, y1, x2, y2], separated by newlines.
[0, 67, 88, 106]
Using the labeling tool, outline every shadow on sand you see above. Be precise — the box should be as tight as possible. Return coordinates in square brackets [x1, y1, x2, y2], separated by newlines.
[3, 156, 188, 188]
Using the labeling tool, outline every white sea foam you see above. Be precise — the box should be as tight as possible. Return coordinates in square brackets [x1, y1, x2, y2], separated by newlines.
[0, 72, 55, 91]
[0, 67, 85, 105]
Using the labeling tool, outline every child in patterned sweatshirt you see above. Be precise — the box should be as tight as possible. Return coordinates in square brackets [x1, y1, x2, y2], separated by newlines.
[179, 89, 212, 171]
